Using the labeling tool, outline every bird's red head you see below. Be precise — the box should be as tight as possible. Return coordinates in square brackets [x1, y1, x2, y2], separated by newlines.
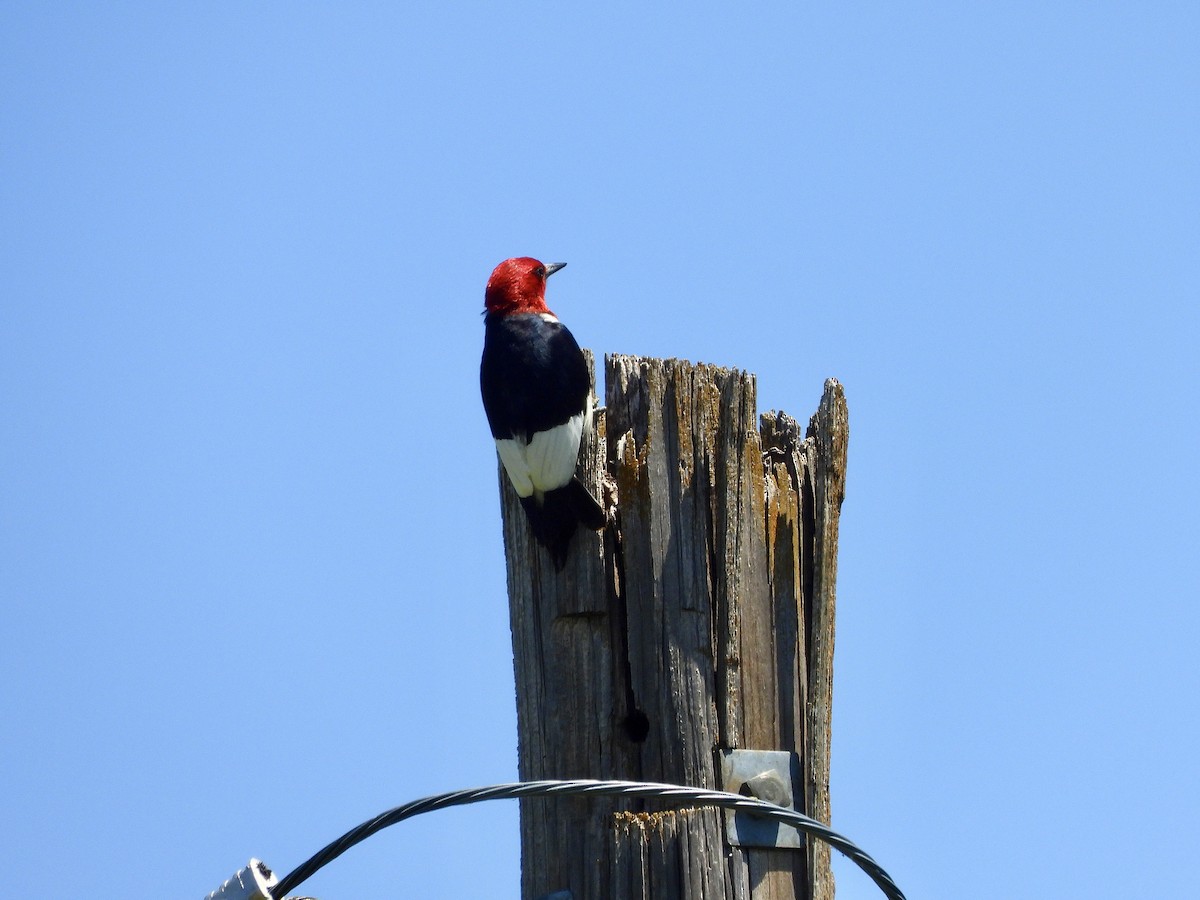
[484, 257, 566, 317]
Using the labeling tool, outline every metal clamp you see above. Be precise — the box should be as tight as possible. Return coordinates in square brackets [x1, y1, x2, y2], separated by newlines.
[719, 749, 804, 849]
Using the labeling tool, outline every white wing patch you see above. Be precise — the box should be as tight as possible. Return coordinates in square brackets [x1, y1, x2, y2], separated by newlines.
[495, 438, 535, 497]
[494, 396, 593, 502]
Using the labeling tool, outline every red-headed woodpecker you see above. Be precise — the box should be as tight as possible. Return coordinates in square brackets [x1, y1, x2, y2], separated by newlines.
[480, 257, 606, 568]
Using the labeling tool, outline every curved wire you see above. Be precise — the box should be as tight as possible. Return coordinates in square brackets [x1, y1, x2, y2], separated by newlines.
[269, 778, 904, 900]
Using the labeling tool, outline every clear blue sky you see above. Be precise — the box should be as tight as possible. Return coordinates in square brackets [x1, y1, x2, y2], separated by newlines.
[3, 4, 1197, 898]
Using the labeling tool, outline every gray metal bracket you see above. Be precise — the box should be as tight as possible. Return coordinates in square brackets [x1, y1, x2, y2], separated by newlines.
[719, 749, 804, 849]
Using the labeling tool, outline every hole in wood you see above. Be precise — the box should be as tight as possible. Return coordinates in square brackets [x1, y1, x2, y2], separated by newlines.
[622, 708, 650, 743]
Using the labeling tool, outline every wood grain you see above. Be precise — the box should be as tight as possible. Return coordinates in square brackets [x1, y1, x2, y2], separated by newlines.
[498, 355, 848, 899]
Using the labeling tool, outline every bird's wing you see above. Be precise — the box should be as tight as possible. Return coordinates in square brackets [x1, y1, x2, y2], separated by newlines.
[494, 436, 535, 498]
[482, 313, 592, 498]
[524, 396, 591, 494]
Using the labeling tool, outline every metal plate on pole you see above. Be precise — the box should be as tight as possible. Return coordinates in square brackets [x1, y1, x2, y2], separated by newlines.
[719, 749, 804, 849]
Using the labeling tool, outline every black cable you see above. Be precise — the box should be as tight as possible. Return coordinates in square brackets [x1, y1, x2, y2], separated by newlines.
[269, 778, 904, 900]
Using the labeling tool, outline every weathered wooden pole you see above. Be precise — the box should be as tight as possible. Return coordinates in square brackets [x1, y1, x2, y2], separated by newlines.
[498, 353, 848, 900]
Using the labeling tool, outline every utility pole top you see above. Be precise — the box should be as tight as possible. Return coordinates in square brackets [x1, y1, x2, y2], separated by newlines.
[499, 353, 848, 900]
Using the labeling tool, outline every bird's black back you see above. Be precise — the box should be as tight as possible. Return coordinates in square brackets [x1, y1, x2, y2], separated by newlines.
[480, 313, 591, 441]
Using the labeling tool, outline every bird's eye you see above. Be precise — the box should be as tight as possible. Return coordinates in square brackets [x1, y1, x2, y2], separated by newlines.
[534, 265, 546, 278]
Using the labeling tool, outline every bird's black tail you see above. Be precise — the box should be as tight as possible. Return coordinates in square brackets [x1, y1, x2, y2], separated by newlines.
[520, 478, 606, 570]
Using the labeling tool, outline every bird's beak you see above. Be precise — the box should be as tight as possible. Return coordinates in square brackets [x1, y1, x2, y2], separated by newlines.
[545, 262, 567, 278]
